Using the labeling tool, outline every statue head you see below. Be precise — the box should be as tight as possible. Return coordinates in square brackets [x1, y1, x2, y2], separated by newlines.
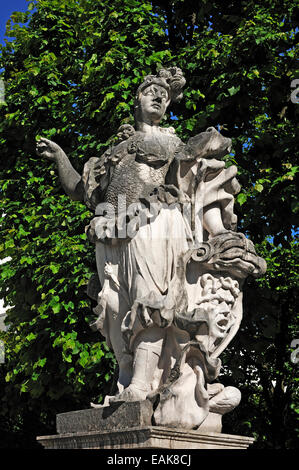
[134, 67, 186, 127]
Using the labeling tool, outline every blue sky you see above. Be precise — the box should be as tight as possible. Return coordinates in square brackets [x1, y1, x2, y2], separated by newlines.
[0, 0, 30, 45]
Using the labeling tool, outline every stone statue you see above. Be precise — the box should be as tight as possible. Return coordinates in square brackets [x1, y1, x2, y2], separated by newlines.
[36, 67, 266, 431]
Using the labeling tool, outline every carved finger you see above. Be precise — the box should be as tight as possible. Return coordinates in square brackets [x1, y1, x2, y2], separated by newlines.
[215, 257, 256, 275]
[36, 146, 48, 156]
[38, 137, 52, 144]
[216, 247, 246, 260]
[36, 142, 47, 151]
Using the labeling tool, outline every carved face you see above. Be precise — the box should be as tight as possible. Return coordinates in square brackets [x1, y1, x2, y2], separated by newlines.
[137, 84, 170, 124]
[205, 297, 234, 341]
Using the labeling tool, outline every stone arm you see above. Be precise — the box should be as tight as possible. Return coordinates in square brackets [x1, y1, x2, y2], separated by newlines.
[36, 138, 84, 201]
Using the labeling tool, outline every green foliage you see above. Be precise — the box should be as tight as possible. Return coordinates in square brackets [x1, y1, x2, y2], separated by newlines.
[0, 0, 298, 448]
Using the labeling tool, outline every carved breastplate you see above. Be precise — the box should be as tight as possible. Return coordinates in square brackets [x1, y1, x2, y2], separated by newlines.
[104, 131, 181, 209]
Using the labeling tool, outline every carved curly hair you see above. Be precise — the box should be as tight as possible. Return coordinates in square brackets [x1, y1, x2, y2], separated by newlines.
[135, 66, 186, 103]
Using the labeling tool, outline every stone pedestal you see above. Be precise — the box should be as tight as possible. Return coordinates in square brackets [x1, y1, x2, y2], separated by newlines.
[37, 426, 254, 449]
[36, 402, 254, 450]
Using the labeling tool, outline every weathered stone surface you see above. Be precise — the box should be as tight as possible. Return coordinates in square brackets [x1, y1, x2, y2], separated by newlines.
[56, 401, 153, 434]
[37, 427, 254, 450]
[197, 412, 222, 433]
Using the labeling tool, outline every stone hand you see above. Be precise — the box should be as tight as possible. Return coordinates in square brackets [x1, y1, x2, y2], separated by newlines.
[36, 137, 63, 162]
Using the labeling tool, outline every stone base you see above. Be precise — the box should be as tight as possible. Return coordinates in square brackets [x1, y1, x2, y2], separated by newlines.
[36, 403, 254, 450]
[56, 401, 153, 434]
[37, 426, 254, 449]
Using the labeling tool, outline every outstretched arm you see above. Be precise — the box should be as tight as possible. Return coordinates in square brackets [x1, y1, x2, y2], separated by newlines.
[36, 137, 84, 201]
